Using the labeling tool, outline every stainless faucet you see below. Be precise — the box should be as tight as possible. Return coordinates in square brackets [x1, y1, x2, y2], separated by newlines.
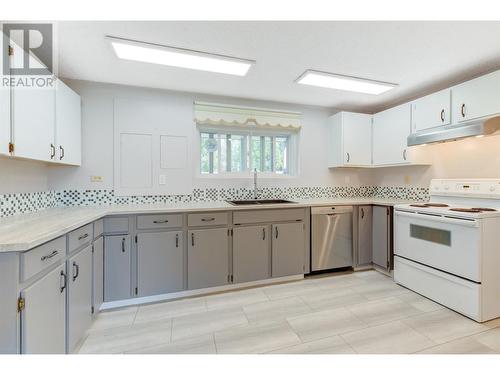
[253, 168, 258, 199]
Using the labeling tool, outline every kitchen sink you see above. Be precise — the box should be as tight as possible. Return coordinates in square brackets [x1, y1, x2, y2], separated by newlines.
[227, 199, 297, 206]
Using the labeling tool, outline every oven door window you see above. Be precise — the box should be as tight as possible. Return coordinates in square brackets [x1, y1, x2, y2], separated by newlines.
[409, 224, 451, 246]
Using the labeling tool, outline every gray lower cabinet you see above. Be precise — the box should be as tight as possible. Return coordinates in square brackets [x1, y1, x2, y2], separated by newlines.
[357, 205, 373, 266]
[233, 225, 271, 283]
[92, 236, 104, 314]
[188, 228, 229, 290]
[104, 235, 131, 302]
[137, 231, 184, 296]
[21, 263, 66, 354]
[271, 222, 305, 277]
[67, 245, 92, 353]
[372, 205, 391, 270]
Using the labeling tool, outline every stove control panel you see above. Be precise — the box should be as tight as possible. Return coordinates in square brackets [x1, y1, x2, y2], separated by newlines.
[430, 179, 500, 198]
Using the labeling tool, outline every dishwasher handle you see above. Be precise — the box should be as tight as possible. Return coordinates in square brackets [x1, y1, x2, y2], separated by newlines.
[311, 206, 353, 215]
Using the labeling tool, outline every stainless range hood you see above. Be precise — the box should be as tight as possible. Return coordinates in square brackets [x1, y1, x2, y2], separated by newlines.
[407, 116, 500, 146]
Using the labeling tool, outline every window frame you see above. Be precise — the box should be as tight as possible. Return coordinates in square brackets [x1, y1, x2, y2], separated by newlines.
[197, 125, 298, 179]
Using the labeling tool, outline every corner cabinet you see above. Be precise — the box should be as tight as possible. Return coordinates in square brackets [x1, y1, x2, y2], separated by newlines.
[104, 235, 132, 302]
[327, 111, 372, 167]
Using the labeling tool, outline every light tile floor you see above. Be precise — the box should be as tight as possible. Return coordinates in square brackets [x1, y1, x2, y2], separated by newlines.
[77, 270, 500, 354]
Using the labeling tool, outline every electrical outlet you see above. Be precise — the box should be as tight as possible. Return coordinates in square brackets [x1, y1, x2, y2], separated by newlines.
[90, 176, 103, 183]
[344, 175, 351, 184]
[159, 175, 166, 185]
[404, 175, 411, 185]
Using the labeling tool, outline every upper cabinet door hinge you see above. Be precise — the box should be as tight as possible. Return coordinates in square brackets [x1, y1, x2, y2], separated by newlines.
[17, 297, 25, 312]
[8, 45, 14, 56]
[8, 143, 14, 154]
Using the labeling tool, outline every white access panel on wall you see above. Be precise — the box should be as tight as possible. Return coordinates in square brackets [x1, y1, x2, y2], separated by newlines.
[114, 98, 193, 196]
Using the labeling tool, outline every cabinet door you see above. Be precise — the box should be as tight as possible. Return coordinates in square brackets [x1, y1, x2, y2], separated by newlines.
[272, 222, 305, 277]
[68, 245, 92, 353]
[21, 264, 66, 354]
[11, 74, 55, 162]
[342, 112, 372, 166]
[188, 228, 229, 290]
[233, 225, 271, 283]
[357, 205, 372, 266]
[0, 83, 10, 155]
[92, 237, 104, 314]
[372, 103, 411, 165]
[411, 89, 451, 132]
[55, 80, 81, 165]
[372, 206, 389, 269]
[104, 235, 131, 302]
[452, 70, 500, 123]
[137, 231, 184, 296]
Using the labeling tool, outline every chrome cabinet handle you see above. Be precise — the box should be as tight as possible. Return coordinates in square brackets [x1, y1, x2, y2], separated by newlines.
[461, 104, 466, 118]
[440, 109, 445, 122]
[59, 145, 64, 160]
[153, 219, 169, 224]
[50, 144, 55, 159]
[361, 208, 365, 219]
[262, 228, 266, 240]
[191, 233, 195, 246]
[121, 237, 126, 253]
[275, 226, 279, 239]
[40, 250, 58, 261]
[175, 234, 179, 248]
[60, 271, 67, 293]
[403, 149, 407, 161]
[78, 233, 89, 241]
[346, 152, 350, 163]
[201, 217, 215, 222]
[72, 261, 79, 281]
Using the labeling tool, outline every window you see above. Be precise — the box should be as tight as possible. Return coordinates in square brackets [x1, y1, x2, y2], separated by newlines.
[200, 130, 295, 176]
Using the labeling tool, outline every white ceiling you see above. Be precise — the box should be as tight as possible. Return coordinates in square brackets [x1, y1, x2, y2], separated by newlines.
[57, 21, 500, 112]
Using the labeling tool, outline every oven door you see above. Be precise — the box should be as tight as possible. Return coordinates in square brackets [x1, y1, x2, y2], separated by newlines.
[394, 210, 481, 282]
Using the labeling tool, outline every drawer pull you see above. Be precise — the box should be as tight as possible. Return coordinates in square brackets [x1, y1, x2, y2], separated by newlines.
[40, 250, 59, 261]
[201, 217, 215, 222]
[72, 261, 80, 281]
[60, 271, 67, 293]
[153, 219, 169, 224]
[78, 233, 89, 241]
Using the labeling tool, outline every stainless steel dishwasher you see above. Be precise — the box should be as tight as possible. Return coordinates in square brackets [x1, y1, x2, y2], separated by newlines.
[311, 206, 353, 271]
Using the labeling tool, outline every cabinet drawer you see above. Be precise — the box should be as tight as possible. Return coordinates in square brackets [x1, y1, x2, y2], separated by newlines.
[103, 217, 129, 234]
[188, 212, 228, 227]
[21, 237, 66, 281]
[233, 208, 305, 225]
[137, 214, 183, 230]
[68, 223, 93, 253]
[94, 219, 103, 239]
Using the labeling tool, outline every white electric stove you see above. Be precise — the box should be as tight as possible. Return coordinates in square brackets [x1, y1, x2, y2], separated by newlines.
[394, 179, 500, 322]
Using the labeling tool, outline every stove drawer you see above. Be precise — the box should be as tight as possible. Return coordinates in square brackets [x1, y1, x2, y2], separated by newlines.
[394, 210, 481, 281]
[394, 256, 481, 321]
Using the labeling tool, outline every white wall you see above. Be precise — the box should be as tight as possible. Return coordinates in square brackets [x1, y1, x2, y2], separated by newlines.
[47, 80, 373, 192]
[0, 157, 50, 194]
[370, 134, 500, 187]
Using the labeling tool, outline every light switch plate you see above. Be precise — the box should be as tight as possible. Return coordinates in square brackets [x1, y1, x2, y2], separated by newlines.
[90, 176, 103, 183]
[159, 174, 166, 185]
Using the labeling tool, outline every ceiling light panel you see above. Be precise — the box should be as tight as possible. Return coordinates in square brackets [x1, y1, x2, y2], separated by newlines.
[106, 36, 254, 76]
[296, 70, 397, 95]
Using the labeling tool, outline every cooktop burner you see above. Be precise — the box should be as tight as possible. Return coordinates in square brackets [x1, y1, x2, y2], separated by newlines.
[471, 208, 498, 212]
[449, 208, 482, 213]
[424, 203, 450, 207]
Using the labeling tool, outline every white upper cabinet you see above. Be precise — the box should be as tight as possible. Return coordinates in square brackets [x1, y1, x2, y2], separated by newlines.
[327, 111, 372, 167]
[451, 69, 500, 123]
[411, 89, 451, 132]
[11, 75, 55, 162]
[372, 103, 412, 166]
[0, 84, 10, 156]
[55, 80, 81, 166]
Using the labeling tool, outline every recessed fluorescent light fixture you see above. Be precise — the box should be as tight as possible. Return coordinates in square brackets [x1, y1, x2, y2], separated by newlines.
[296, 70, 397, 95]
[106, 36, 254, 76]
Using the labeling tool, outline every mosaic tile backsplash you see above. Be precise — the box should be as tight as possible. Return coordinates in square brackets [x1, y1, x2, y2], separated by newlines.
[0, 186, 430, 218]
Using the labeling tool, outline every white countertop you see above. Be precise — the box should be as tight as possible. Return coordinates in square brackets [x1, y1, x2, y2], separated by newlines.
[0, 198, 420, 253]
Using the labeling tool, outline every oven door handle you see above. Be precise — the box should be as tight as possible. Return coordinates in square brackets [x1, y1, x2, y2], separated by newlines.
[395, 210, 479, 228]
